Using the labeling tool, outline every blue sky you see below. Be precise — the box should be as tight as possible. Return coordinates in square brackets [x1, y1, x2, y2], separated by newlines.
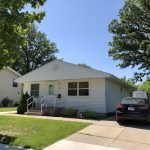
[35, 0, 138, 79]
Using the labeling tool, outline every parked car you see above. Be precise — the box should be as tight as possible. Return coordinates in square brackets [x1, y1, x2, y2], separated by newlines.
[116, 97, 150, 123]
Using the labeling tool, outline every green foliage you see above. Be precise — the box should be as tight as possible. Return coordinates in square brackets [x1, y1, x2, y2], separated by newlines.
[82, 110, 96, 119]
[17, 92, 30, 114]
[1, 98, 12, 107]
[137, 0, 150, 10]
[78, 63, 93, 69]
[12, 24, 58, 75]
[138, 80, 150, 98]
[63, 108, 78, 118]
[0, 0, 46, 68]
[120, 76, 137, 94]
[108, 0, 150, 81]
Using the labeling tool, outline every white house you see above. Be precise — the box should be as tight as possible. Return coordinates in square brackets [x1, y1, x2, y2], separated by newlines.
[0, 67, 22, 104]
[16, 60, 131, 115]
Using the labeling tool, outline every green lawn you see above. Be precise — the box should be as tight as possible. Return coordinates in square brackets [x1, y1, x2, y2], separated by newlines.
[0, 116, 89, 149]
[0, 107, 17, 112]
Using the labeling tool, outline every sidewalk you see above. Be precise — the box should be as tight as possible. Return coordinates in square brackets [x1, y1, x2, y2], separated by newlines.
[0, 111, 98, 124]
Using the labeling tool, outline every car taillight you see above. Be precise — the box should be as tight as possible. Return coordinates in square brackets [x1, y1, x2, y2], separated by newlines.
[116, 104, 125, 109]
[138, 105, 149, 110]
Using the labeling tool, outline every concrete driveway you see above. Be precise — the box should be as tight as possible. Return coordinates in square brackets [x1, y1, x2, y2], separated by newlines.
[45, 118, 150, 150]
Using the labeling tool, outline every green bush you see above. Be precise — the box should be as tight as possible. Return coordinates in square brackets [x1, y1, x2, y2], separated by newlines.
[62, 108, 78, 118]
[13, 102, 20, 107]
[17, 105, 26, 114]
[17, 92, 30, 114]
[1, 98, 12, 107]
[82, 110, 96, 119]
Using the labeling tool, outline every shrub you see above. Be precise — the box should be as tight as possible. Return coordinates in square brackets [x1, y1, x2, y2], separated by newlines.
[17, 92, 30, 114]
[62, 108, 78, 118]
[13, 102, 20, 107]
[82, 110, 97, 119]
[1, 98, 11, 107]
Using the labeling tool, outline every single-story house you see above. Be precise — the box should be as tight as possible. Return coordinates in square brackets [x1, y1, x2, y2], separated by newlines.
[16, 60, 131, 115]
[0, 67, 22, 105]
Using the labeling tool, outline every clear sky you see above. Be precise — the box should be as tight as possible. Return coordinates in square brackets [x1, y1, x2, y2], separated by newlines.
[36, 0, 138, 79]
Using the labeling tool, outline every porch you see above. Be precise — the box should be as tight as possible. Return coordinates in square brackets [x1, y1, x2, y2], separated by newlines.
[26, 95, 63, 115]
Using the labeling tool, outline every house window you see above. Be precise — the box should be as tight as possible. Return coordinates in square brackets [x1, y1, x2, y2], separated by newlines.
[68, 82, 77, 96]
[49, 85, 54, 95]
[31, 84, 39, 97]
[12, 79, 18, 87]
[79, 82, 89, 96]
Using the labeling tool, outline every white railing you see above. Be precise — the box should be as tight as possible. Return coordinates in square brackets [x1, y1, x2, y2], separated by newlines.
[41, 96, 47, 113]
[27, 96, 34, 113]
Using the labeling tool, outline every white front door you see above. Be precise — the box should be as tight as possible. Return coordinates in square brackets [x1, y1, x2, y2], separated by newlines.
[48, 84, 55, 95]
[47, 84, 55, 107]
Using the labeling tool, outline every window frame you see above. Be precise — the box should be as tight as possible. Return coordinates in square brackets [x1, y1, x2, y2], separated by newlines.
[68, 81, 89, 96]
[79, 82, 89, 96]
[68, 82, 78, 96]
[12, 79, 18, 87]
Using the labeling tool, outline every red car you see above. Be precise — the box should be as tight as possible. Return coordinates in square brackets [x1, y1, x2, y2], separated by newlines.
[116, 97, 150, 123]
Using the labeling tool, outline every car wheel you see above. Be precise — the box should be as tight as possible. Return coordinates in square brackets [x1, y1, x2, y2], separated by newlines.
[116, 118, 123, 123]
[147, 112, 150, 122]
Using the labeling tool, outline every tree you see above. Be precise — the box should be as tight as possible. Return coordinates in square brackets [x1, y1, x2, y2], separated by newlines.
[78, 63, 93, 69]
[108, 0, 150, 81]
[138, 0, 150, 10]
[0, 0, 46, 69]
[17, 92, 30, 114]
[138, 80, 150, 98]
[12, 24, 58, 75]
[120, 76, 137, 94]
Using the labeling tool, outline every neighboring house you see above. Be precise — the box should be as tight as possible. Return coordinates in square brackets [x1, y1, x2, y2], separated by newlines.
[16, 60, 131, 115]
[0, 67, 22, 104]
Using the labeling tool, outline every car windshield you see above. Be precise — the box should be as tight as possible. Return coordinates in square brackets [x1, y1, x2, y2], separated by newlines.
[121, 98, 146, 105]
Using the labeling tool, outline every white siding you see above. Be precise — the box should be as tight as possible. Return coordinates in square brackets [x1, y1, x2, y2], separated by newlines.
[0, 69, 22, 103]
[23, 78, 106, 113]
[105, 79, 130, 113]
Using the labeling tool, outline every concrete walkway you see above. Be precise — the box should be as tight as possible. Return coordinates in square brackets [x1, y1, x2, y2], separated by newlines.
[0, 111, 97, 124]
[44, 119, 150, 150]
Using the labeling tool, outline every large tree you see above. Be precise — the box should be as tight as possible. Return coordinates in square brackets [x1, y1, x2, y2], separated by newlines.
[108, 0, 150, 81]
[78, 63, 93, 69]
[120, 76, 137, 94]
[12, 24, 58, 75]
[0, 0, 46, 69]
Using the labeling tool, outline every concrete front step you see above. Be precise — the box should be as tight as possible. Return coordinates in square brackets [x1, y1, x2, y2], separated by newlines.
[28, 109, 41, 112]
[25, 111, 42, 116]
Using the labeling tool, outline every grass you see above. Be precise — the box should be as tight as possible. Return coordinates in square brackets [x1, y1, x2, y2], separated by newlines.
[0, 107, 17, 112]
[0, 116, 89, 149]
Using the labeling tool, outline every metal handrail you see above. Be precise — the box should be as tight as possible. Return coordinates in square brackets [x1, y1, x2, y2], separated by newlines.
[41, 96, 47, 113]
[27, 96, 34, 113]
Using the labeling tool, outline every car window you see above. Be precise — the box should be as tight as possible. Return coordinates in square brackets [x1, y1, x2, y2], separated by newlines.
[121, 98, 146, 105]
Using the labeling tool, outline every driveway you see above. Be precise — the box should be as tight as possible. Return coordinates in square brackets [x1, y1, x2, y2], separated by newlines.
[45, 118, 150, 150]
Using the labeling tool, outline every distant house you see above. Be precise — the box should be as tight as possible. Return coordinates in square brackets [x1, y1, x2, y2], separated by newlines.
[0, 67, 22, 104]
[16, 60, 130, 115]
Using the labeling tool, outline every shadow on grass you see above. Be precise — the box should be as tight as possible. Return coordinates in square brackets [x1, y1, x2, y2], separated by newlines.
[0, 134, 16, 144]
[0, 134, 31, 149]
